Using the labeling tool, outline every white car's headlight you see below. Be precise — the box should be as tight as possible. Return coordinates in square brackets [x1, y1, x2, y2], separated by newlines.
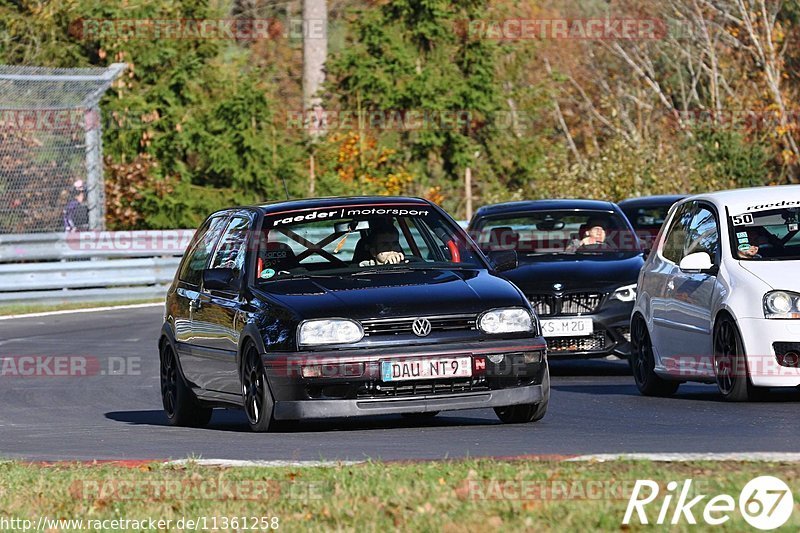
[610, 283, 637, 302]
[764, 291, 800, 319]
[479, 308, 533, 334]
[298, 319, 364, 346]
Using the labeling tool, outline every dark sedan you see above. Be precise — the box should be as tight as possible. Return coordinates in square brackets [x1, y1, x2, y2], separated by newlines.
[159, 196, 549, 431]
[618, 194, 686, 249]
[468, 200, 645, 359]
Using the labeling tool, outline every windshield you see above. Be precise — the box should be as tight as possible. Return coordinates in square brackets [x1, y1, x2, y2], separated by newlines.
[470, 210, 640, 257]
[729, 208, 800, 261]
[256, 204, 486, 280]
[622, 205, 671, 232]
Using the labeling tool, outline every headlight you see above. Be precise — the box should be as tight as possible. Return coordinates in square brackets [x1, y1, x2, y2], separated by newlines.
[479, 308, 533, 334]
[298, 319, 364, 346]
[764, 291, 800, 319]
[610, 283, 637, 302]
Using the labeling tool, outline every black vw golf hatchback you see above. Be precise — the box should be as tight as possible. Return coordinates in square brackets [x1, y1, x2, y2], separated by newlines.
[159, 197, 549, 431]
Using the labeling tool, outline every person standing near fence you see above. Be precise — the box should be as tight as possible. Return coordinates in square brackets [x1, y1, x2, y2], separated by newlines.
[63, 179, 89, 232]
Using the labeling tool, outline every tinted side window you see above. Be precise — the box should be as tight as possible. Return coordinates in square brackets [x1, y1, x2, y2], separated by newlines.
[662, 203, 694, 264]
[210, 216, 252, 277]
[179, 215, 228, 285]
[686, 206, 719, 262]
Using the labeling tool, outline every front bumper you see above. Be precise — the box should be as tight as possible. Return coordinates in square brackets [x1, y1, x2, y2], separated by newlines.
[737, 317, 800, 387]
[540, 300, 633, 359]
[273, 383, 544, 420]
[261, 338, 548, 419]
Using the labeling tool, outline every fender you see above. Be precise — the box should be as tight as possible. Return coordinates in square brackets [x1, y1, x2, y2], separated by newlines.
[157, 322, 196, 391]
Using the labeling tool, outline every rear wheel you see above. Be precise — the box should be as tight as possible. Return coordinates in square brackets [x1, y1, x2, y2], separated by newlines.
[160, 342, 212, 427]
[241, 343, 277, 432]
[714, 316, 758, 402]
[494, 365, 549, 424]
[629, 316, 679, 397]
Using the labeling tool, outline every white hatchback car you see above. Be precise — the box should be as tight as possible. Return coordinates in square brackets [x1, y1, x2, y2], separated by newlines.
[631, 185, 800, 401]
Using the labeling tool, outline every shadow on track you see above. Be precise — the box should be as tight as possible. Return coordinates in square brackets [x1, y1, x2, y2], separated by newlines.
[105, 409, 499, 433]
[553, 381, 800, 403]
[548, 357, 631, 377]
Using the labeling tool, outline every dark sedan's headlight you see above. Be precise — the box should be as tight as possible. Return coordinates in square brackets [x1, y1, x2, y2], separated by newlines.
[610, 283, 637, 302]
[478, 308, 534, 334]
[298, 319, 364, 346]
[764, 291, 800, 319]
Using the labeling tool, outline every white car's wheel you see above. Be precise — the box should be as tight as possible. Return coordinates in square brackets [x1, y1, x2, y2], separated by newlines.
[713, 316, 760, 402]
[629, 316, 679, 397]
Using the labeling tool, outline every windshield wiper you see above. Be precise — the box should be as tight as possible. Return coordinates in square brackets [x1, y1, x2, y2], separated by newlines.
[353, 263, 472, 275]
[352, 265, 415, 275]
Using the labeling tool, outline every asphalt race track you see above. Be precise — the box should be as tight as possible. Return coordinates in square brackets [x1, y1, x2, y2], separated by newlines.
[1, 306, 799, 462]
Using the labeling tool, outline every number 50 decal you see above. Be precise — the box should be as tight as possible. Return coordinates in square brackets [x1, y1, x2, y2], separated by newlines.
[732, 213, 754, 225]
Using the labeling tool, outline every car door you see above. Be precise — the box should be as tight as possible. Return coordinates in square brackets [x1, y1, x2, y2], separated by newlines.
[648, 202, 694, 360]
[665, 203, 720, 376]
[173, 214, 229, 386]
[190, 212, 253, 394]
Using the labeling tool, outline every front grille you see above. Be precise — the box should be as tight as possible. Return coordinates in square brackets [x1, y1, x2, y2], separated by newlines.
[530, 295, 557, 316]
[561, 293, 602, 314]
[361, 314, 477, 336]
[357, 378, 489, 398]
[547, 331, 609, 353]
[529, 293, 603, 317]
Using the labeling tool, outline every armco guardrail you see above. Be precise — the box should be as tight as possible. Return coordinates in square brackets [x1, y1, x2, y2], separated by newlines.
[0, 230, 194, 306]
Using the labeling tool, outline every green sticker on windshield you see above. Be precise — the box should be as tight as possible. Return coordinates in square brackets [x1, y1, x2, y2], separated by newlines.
[738, 243, 751, 251]
[260, 268, 276, 279]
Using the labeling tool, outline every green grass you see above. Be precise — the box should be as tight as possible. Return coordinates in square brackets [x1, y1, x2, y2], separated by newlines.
[0, 460, 797, 531]
[0, 299, 161, 316]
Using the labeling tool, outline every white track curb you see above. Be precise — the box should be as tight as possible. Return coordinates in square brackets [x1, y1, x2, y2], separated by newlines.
[568, 452, 800, 462]
[168, 459, 363, 468]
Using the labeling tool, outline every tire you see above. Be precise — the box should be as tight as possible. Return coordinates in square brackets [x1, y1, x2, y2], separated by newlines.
[160, 342, 212, 427]
[401, 411, 439, 419]
[241, 343, 277, 432]
[494, 364, 550, 424]
[714, 315, 759, 402]
[629, 316, 680, 397]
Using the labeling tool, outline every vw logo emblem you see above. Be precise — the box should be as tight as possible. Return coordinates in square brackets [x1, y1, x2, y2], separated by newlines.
[553, 283, 563, 291]
[412, 318, 432, 337]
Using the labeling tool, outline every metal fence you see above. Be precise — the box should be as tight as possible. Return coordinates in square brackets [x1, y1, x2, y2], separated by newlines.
[0, 230, 193, 306]
[0, 64, 126, 233]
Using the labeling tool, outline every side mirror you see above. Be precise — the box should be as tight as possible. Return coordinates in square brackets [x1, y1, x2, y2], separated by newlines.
[678, 252, 716, 274]
[486, 250, 518, 273]
[203, 268, 239, 291]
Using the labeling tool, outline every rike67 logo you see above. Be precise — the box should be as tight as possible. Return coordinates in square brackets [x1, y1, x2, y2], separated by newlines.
[623, 476, 794, 530]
